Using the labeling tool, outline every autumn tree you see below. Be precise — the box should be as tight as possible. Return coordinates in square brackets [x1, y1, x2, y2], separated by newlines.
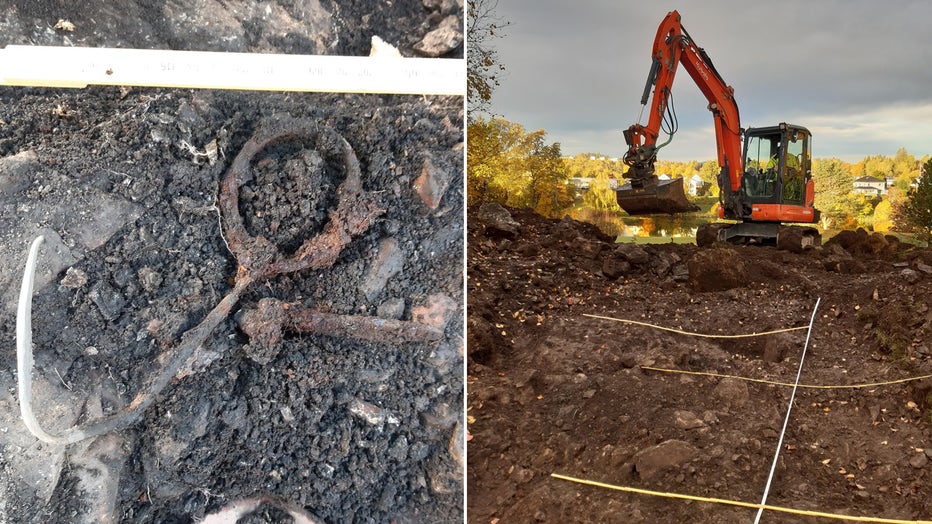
[466, 116, 572, 216]
[893, 157, 932, 240]
[582, 170, 622, 212]
[564, 154, 625, 180]
[467, 0, 509, 115]
[698, 160, 721, 197]
[526, 139, 573, 217]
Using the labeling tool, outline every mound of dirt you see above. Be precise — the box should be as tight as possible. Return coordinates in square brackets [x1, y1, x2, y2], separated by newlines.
[467, 206, 932, 523]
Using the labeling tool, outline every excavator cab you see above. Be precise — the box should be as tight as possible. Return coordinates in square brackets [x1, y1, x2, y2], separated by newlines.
[735, 124, 814, 221]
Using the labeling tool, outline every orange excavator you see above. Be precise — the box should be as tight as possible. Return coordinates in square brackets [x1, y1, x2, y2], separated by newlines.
[617, 10, 820, 248]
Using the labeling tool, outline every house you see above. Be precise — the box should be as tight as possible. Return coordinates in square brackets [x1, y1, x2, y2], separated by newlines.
[852, 176, 886, 197]
[687, 173, 708, 196]
[568, 176, 621, 194]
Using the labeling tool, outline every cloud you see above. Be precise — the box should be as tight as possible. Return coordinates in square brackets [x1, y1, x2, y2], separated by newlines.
[487, 0, 932, 162]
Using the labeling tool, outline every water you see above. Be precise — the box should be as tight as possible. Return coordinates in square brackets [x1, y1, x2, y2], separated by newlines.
[569, 208, 716, 241]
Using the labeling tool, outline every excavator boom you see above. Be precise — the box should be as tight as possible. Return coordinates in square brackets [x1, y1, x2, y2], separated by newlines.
[617, 10, 740, 215]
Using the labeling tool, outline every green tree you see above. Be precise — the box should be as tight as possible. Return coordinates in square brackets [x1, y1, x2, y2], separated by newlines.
[467, 0, 509, 115]
[893, 158, 932, 240]
[812, 158, 855, 228]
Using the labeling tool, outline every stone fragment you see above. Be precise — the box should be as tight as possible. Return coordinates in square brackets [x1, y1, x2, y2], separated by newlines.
[477, 203, 519, 239]
[60, 267, 88, 289]
[137, 266, 163, 292]
[633, 440, 699, 481]
[411, 293, 458, 331]
[0, 150, 39, 197]
[359, 238, 405, 302]
[673, 410, 706, 430]
[412, 154, 452, 210]
[413, 15, 462, 57]
[89, 281, 126, 321]
[714, 378, 749, 409]
[377, 297, 406, 320]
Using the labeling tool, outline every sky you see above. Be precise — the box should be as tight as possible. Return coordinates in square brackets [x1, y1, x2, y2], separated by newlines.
[485, 0, 932, 163]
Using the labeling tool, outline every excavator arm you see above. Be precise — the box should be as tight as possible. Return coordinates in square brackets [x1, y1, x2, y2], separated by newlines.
[619, 10, 743, 215]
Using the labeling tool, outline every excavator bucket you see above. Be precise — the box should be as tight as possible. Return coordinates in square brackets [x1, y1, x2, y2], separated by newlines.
[615, 176, 699, 215]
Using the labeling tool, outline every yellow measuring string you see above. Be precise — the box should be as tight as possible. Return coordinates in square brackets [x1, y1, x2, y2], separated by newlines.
[641, 366, 932, 390]
[550, 473, 932, 524]
[582, 313, 807, 338]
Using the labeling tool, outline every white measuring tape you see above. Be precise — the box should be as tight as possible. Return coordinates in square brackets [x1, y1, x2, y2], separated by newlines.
[0, 45, 464, 95]
[754, 296, 821, 523]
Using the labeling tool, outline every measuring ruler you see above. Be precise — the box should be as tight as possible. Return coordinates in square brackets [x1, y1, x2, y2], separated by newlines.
[0, 45, 464, 95]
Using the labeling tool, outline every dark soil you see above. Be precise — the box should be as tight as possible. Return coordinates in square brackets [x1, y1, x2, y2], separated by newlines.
[0, 2, 463, 523]
[467, 206, 932, 523]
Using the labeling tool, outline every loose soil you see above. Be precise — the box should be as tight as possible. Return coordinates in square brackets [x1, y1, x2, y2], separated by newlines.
[467, 205, 932, 523]
[0, 2, 463, 523]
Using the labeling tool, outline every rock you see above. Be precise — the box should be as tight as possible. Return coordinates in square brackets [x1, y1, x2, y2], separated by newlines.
[411, 293, 458, 331]
[516, 241, 541, 257]
[910, 452, 928, 469]
[673, 410, 706, 430]
[60, 267, 88, 289]
[619, 354, 638, 369]
[553, 217, 581, 242]
[633, 439, 699, 481]
[237, 298, 286, 365]
[573, 237, 605, 259]
[0, 150, 39, 197]
[449, 421, 465, 471]
[412, 153, 452, 209]
[916, 262, 932, 275]
[477, 203, 519, 239]
[714, 378, 749, 409]
[901, 268, 922, 285]
[688, 247, 749, 292]
[602, 257, 630, 280]
[137, 266, 163, 292]
[763, 332, 797, 363]
[413, 15, 462, 57]
[377, 297, 406, 320]
[671, 264, 690, 282]
[348, 398, 399, 427]
[825, 256, 867, 274]
[69, 432, 128, 524]
[615, 244, 650, 265]
[359, 237, 405, 301]
[89, 281, 126, 321]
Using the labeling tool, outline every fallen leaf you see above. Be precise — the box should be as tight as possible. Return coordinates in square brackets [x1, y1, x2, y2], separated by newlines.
[822, 459, 831, 465]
